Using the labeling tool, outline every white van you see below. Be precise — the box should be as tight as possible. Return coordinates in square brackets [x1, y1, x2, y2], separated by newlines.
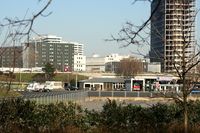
[27, 82, 45, 92]
[44, 81, 63, 91]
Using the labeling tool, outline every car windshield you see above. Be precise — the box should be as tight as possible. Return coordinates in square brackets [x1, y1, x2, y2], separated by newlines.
[28, 84, 33, 87]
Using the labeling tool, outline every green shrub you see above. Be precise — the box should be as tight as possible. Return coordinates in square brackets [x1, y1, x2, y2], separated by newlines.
[1, 98, 200, 132]
[0, 99, 85, 132]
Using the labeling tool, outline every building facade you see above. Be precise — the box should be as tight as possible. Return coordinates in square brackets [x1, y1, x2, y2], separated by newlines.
[0, 46, 23, 68]
[105, 54, 130, 73]
[105, 53, 130, 63]
[74, 55, 86, 72]
[149, 0, 195, 72]
[73, 42, 86, 72]
[86, 54, 105, 72]
[23, 35, 74, 72]
[147, 62, 161, 73]
[73, 42, 84, 55]
[79, 78, 125, 91]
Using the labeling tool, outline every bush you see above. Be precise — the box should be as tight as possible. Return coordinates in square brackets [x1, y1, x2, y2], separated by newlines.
[1, 98, 200, 132]
[0, 99, 85, 132]
[0, 71, 3, 75]
[32, 73, 46, 82]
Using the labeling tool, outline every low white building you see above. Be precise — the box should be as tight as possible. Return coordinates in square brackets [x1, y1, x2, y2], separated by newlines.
[79, 77, 125, 91]
[125, 73, 179, 91]
[105, 53, 130, 63]
[0, 67, 44, 73]
[86, 54, 105, 72]
[147, 62, 161, 73]
[86, 54, 132, 73]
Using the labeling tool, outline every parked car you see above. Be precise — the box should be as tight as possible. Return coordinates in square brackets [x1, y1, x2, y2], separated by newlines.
[65, 86, 78, 91]
[64, 82, 78, 91]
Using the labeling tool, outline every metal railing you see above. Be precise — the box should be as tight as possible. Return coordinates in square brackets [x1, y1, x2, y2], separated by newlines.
[22, 91, 88, 104]
[88, 91, 200, 98]
[2, 90, 200, 105]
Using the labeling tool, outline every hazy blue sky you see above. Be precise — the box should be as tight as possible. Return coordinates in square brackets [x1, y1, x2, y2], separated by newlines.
[0, 0, 199, 57]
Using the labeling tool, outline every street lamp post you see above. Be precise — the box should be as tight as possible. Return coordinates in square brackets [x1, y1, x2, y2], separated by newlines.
[1, 56, 3, 70]
[75, 72, 78, 88]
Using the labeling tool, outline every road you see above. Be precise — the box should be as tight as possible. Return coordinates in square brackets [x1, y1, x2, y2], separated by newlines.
[14, 90, 200, 111]
[19, 90, 200, 99]
[19, 90, 79, 98]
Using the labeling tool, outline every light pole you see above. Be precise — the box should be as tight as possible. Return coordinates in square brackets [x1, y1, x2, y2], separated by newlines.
[75, 72, 78, 88]
[1, 56, 3, 71]
[19, 67, 22, 88]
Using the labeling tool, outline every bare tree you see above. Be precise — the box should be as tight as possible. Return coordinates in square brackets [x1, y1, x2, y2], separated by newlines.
[0, 0, 52, 95]
[110, 0, 199, 132]
[116, 57, 144, 77]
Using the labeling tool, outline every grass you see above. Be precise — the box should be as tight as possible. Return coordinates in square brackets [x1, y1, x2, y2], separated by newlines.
[0, 88, 21, 98]
[14, 73, 88, 82]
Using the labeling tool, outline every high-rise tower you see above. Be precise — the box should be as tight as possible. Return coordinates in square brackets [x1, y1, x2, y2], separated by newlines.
[149, 0, 195, 72]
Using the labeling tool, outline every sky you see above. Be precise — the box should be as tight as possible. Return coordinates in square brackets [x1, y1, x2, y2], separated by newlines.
[0, 0, 199, 57]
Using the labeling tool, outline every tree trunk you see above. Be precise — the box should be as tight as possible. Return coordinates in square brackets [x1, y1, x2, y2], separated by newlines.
[183, 77, 188, 133]
[184, 100, 188, 133]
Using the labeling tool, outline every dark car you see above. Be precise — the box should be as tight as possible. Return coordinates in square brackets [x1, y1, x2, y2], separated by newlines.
[69, 86, 78, 91]
[65, 86, 78, 91]
[64, 82, 78, 91]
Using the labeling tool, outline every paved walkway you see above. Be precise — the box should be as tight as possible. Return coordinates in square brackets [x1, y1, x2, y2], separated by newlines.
[79, 98, 173, 111]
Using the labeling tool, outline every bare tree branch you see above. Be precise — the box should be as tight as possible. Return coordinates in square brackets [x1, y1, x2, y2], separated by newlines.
[0, 0, 52, 94]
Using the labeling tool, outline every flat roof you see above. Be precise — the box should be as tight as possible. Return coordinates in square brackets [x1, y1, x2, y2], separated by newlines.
[80, 78, 124, 83]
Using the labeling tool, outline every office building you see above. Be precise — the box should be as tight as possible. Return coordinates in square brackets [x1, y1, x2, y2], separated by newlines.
[0, 46, 23, 68]
[73, 42, 84, 55]
[149, 0, 195, 72]
[23, 35, 74, 72]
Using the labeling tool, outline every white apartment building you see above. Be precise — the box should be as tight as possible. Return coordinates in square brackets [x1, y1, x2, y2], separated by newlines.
[73, 42, 86, 72]
[73, 42, 84, 55]
[74, 55, 86, 72]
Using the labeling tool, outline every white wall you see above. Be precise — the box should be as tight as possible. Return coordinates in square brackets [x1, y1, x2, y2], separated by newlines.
[86, 56, 105, 72]
[74, 55, 86, 72]
[148, 62, 161, 73]
[105, 53, 130, 63]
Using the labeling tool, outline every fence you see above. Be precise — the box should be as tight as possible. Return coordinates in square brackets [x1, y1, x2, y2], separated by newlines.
[1, 90, 200, 105]
[22, 91, 88, 104]
[88, 91, 200, 98]
[88, 91, 160, 98]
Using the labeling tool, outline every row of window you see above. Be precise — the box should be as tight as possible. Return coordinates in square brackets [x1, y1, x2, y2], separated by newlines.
[76, 65, 83, 67]
[166, 31, 194, 34]
[76, 57, 83, 59]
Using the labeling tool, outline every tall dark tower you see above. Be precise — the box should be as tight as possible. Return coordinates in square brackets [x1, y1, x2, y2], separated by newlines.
[149, 0, 195, 73]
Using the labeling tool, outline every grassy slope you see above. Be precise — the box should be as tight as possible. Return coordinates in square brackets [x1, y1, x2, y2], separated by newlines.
[13, 73, 88, 82]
